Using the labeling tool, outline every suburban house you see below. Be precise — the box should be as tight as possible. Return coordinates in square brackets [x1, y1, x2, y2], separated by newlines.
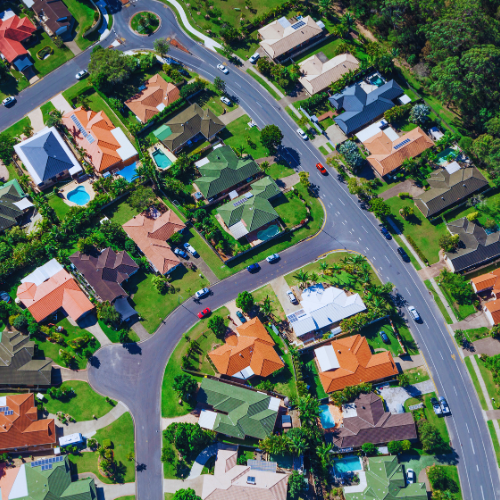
[444, 218, 500, 273]
[197, 378, 280, 440]
[286, 284, 366, 340]
[0, 329, 53, 388]
[0, 394, 56, 453]
[208, 317, 284, 380]
[14, 126, 82, 188]
[62, 107, 138, 174]
[298, 53, 359, 95]
[471, 268, 500, 295]
[484, 300, 500, 327]
[0, 179, 33, 232]
[315, 335, 399, 393]
[414, 163, 488, 218]
[200, 449, 289, 500]
[155, 103, 225, 153]
[194, 145, 261, 200]
[326, 393, 417, 450]
[258, 16, 324, 61]
[344, 456, 427, 500]
[122, 209, 185, 275]
[0, 9, 36, 72]
[363, 127, 434, 178]
[217, 177, 281, 240]
[125, 74, 181, 124]
[32, 0, 74, 39]
[0, 456, 96, 499]
[16, 259, 94, 323]
[329, 80, 404, 135]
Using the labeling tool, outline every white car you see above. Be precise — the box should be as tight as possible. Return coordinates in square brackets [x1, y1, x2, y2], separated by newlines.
[249, 53, 260, 64]
[217, 64, 229, 74]
[183, 242, 198, 256]
[266, 253, 280, 263]
[195, 288, 210, 299]
[408, 305, 421, 322]
[286, 290, 297, 304]
[406, 469, 416, 484]
[220, 96, 232, 106]
[297, 128, 308, 140]
[2, 96, 16, 106]
[76, 69, 88, 80]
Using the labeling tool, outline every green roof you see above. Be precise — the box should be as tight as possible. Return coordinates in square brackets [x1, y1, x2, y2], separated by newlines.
[345, 456, 427, 500]
[153, 124, 173, 141]
[0, 179, 26, 233]
[198, 378, 279, 440]
[196, 146, 261, 198]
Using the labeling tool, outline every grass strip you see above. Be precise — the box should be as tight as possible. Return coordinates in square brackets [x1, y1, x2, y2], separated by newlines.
[393, 234, 421, 271]
[159, 0, 204, 44]
[488, 421, 500, 468]
[245, 69, 281, 100]
[424, 280, 453, 324]
[319, 145, 328, 155]
[464, 356, 488, 410]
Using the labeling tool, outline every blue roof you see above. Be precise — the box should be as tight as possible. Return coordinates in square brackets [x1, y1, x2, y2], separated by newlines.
[13, 55, 32, 72]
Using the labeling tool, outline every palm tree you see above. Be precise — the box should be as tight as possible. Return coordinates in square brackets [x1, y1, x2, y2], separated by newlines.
[293, 270, 309, 289]
[22, 124, 33, 137]
[318, 0, 332, 15]
[310, 272, 319, 283]
[260, 161, 270, 171]
[341, 12, 356, 31]
[136, 161, 160, 191]
[235, 145, 245, 158]
[297, 394, 320, 427]
[333, 23, 348, 39]
[287, 430, 308, 458]
[351, 254, 366, 266]
[400, 205, 414, 219]
[76, 95, 91, 111]
[317, 443, 333, 473]
[330, 263, 342, 275]
[46, 109, 63, 129]
[260, 295, 274, 319]
[319, 262, 329, 274]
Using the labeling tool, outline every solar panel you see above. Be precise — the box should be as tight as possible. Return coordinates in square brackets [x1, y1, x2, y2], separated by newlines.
[31, 461, 39, 467]
[70, 114, 95, 145]
[394, 138, 410, 150]
[0, 406, 8, 412]
[56, 456, 64, 462]
[233, 198, 249, 208]
[248, 459, 277, 473]
[4, 410, 13, 415]
[41, 464, 52, 471]
[87, 134, 95, 144]
[291, 20, 305, 29]
[288, 313, 298, 323]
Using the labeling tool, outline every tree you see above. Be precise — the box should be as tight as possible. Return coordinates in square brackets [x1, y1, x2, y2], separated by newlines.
[439, 233, 460, 252]
[428, 465, 448, 490]
[259, 434, 287, 455]
[173, 374, 197, 400]
[89, 46, 136, 91]
[172, 488, 202, 500]
[260, 161, 270, 171]
[169, 232, 183, 245]
[208, 315, 226, 337]
[297, 394, 320, 427]
[127, 185, 156, 211]
[214, 76, 226, 93]
[260, 125, 283, 153]
[341, 12, 356, 30]
[400, 205, 414, 219]
[76, 94, 91, 111]
[220, 25, 239, 43]
[46, 109, 63, 128]
[339, 140, 364, 171]
[236, 291, 254, 313]
[127, 451, 135, 462]
[260, 295, 274, 319]
[401, 439, 412, 451]
[417, 419, 445, 451]
[298, 171, 310, 190]
[410, 104, 430, 124]
[257, 57, 273, 75]
[0, 133, 17, 163]
[286, 428, 308, 457]
[22, 124, 34, 137]
[293, 269, 309, 289]
[288, 471, 308, 500]
[387, 440, 402, 454]
[98, 301, 120, 326]
[369, 198, 391, 218]
[154, 38, 170, 58]
[13, 314, 28, 331]
[361, 442, 376, 456]
[318, 0, 332, 14]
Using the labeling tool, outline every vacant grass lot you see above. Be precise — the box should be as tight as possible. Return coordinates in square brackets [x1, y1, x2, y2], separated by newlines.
[273, 193, 307, 228]
[219, 114, 268, 160]
[27, 32, 73, 76]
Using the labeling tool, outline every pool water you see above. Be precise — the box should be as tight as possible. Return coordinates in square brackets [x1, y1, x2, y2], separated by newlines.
[333, 456, 362, 474]
[436, 147, 457, 165]
[319, 404, 335, 429]
[67, 185, 90, 206]
[257, 224, 280, 241]
[119, 162, 138, 182]
[152, 149, 173, 169]
[370, 75, 385, 86]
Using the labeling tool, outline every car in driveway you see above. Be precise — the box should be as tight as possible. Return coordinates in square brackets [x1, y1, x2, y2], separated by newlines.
[198, 307, 211, 319]
[2, 96, 16, 107]
[439, 396, 451, 415]
[195, 287, 210, 299]
[380, 226, 392, 240]
[286, 290, 298, 304]
[249, 53, 260, 64]
[247, 263, 260, 273]
[0, 291, 11, 303]
[316, 163, 327, 174]
[220, 96, 232, 106]
[431, 397, 443, 416]
[379, 330, 390, 343]
[174, 248, 188, 259]
[266, 253, 280, 263]
[236, 310, 246, 323]
[397, 247, 410, 262]
[297, 128, 308, 140]
[76, 69, 88, 80]
[217, 64, 229, 74]
[406, 468, 416, 484]
[183, 243, 198, 257]
[408, 305, 421, 322]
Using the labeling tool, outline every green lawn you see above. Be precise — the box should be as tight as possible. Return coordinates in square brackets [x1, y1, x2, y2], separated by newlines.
[395, 318, 418, 355]
[3, 117, 30, 140]
[404, 366, 430, 385]
[27, 32, 73, 76]
[102, 196, 142, 226]
[47, 192, 72, 220]
[428, 465, 462, 500]
[131, 11, 160, 34]
[463, 327, 490, 342]
[476, 355, 500, 407]
[189, 87, 238, 116]
[464, 356, 488, 410]
[357, 320, 405, 357]
[219, 114, 268, 160]
[69, 412, 135, 484]
[439, 283, 476, 321]
[64, 0, 99, 50]
[98, 320, 140, 343]
[87, 92, 133, 141]
[319, 146, 328, 155]
[265, 161, 295, 180]
[62, 79, 94, 103]
[273, 192, 308, 228]
[34, 317, 101, 370]
[252, 284, 286, 321]
[302, 350, 328, 399]
[424, 280, 453, 324]
[488, 421, 500, 468]
[161, 306, 229, 417]
[423, 392, 450, 446]
[43, 381, 115, 421]
[41, 101, 56, 124]
[116, 497, 135, 500]
[245, 69, 281, 100]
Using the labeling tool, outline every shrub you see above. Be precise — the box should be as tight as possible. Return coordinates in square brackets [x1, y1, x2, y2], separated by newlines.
[13, 314, 28, 330]
[409, 103, 431, 124]
[338, 140, 364, 171]
[398, 192, 411, 199]
[466, 211, 479, 221]
[102, 439, 113, 449]
[407, 235, 429, 265]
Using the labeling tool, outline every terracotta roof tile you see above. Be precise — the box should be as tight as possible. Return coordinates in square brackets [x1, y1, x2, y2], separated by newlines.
[0, 15, 36, 62]
[486, 299, 500, 325]
[471, 268, 500, 292]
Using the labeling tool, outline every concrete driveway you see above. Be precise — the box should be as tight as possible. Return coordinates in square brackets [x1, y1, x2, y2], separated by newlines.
[325, 123, 347, 146]
[378, 380, 435, 413]
[269, 276, 300, 316]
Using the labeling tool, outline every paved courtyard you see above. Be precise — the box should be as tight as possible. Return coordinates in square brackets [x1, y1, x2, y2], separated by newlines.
[378, 379, 435, 413]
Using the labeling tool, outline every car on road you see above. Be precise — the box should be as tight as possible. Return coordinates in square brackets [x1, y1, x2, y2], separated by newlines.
[247, 263, 260, 273]
[397, 247, 410, 263]
[236, 310, 246, 323]
[379, 330, 390, 344]
[249, 53, 260, 64]
[406, 469, 416, 484]
[76, 69, 88, 80]
[286, 290, 297, 304]
[0, 291, 11, 303]
[439, 396, 451, 415]
[195, 287, 210, 299]
[297, 128, 308, 140]
[174, 248, 188, 259]
[431, 397, 443, 416]
[220, 96, 232, 106]
[217, 64, 229, 74]
[183, 243, 198, 257]
[266, 253, 280, 263]
[197, 307, 211, 319]
[380, 226, 392, 240]
[408, 305, 421, 322]
[316, 163, 327, 174]
[2, 96, 16, 107]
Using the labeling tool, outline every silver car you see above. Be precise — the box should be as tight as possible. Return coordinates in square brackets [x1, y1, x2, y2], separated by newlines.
[249, 52, 260, 64]
[439, 396, 451, 415]
[195, 288, 210, 299]
[217, 64, 229, 74]
[286, 290, 297, 304]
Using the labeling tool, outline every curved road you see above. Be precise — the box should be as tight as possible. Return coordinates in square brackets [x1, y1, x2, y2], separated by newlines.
[1, 2, 498, 499]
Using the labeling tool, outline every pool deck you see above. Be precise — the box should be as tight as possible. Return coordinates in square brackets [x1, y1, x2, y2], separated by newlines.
[148, 143, 177, 170]
[59, 178, 96, 207]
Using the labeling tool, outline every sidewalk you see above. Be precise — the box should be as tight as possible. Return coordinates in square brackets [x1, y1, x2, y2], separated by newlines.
[218, 106, 246, 125]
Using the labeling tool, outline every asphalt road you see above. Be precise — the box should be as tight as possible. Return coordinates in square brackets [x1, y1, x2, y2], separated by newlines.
[2, 2, 499, 499]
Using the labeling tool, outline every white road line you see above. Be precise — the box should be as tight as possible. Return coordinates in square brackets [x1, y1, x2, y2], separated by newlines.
[362, 225, 368, 233]
[366, 247, 369, 252]
[405, 287, 411, 296]
[373, 256, 376, 260]
[466, 423, 470, 433]
[481, 486, 485, 500]
[256, 101, 263, 108]
[477, 464, 479, 472]
[349, 230, 353, 235]
[471, 438, 476, 455]
[339, 199, 345, 205]
[341, 221, 346, 225]
[440, 352, 444, 359]
[454, 386, 458, 395]
[234, 82, 241, 88]
[385, 256, 390, 263]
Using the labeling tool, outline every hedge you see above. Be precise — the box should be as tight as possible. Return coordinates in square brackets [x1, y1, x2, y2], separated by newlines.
[406, 235, 429, 265]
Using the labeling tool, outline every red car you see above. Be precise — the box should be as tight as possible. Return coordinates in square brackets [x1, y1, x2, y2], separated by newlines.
[198, 308, 211, 319]
[316, 163, 327, 174]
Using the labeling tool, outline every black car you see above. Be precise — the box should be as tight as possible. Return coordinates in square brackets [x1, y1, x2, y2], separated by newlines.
[397, 247, 410, 262]
[380, 226, 392, 240]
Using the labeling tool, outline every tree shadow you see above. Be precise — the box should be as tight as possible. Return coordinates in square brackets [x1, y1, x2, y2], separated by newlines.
[123, 343, 142, 355]
[89, 356, 101, 369]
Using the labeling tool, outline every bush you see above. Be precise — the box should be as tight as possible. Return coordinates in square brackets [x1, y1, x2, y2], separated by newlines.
[466, 211, 479, 221]
[302, 92, 328, 114]
[13, 314, 28, 330]
[407, 235, 429, 265]
[361, 442, 376, 456]
[338, 140, 364, 171]
[398, 192, 411, 199]
[102, 439, 113, 449]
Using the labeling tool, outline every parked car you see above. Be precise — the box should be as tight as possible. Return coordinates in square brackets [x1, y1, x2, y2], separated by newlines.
[247, 263, 260, 273]
[406, 469, 416, 484]
[0, 291, 11, 303]
[316, 163, 327, 174]
[217, 64, 229, 74]
[220, 96, 232, 106]
[76, 69, 88, 80]
[266, 253, 280, 263]
[397, 247, 410, 263]
[174, 248, 188, 259]
[439, 396, 451, 415]
[249, 53, 260, 64]
[197, 308, 211, 319]
[195, 288, 210, 299]
[183, 243, 198, 257]
[431, 397, 442, 416]
[380, 226, 392, 240]
[379, 330, 390, 344]
[408, 305, 421, 322]
[297, 128, 308, 140]
[2, 96, 16, 107]
[236, 310, 246, 323]
[286, 290, 298, 304]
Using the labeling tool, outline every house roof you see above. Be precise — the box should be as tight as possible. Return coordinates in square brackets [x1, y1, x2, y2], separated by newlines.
[197, 378, 280, 440]
[316, 335, 399, 393]
[16, 267, 94, 323]
[201, 449, 289, 500]
[125, 74, 181, 124]
[0, 179, 25, 232]
[209, 317, 284, 378]
[259, 16, 323, 59]
[327, 393, 416, 449]
[0, 394, 56, 451]
[445, 218, 500, 273]
[329, 80, 403, 134]
[364, 127, 434, 177]
[69, 247, 138, 302]
[471, 268, 500, 292]
[485, 299, 500, 325]
[122, 209, 185, 274]
[0, 329, 53, 386]
[0, 13, 35, 63]
[299, 53, 359, 95]
[32, 0, 72, 36]
[345, 456, 427, 500]
[196, 146, 261, 199]
[414, 166, 488, 217]
[160, 103, 225, 151]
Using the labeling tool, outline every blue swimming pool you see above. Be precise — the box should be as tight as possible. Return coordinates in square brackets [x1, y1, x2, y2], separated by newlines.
[119, 162, 138, 182]
[370, 75, 385, 86]
[333, 456, 362, 474]
[152, 149, 173, 169]
[436, 147, 457, 165]
[67, 185, 90, 206]
[319, 404, 335, 429]
[257, 224, 280, 241]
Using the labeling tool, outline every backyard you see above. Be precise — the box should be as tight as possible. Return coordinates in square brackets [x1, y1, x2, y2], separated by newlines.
[26, 32, 73, 76]
[273, 192, 308, 228]
[189, 87, 238, 116]
[301, 350, 328, 400]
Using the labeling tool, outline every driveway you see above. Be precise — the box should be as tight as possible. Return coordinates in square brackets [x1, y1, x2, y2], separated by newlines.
[463, 337, 500, 357]
[378, 380, 435, 413]
[379, 179, 425, 201]
[269, 276, 300, 316]
[275, 173, 299, 191]
[452, 310, 490, 332]
[324, 123, 347, 146]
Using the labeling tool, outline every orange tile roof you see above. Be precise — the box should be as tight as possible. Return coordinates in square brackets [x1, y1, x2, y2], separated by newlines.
[471, 268, 500, 292]
[122, 210, 185, 274]
[486, 299, 500, 325]
[0, 14, 36, 63]
[209, 317, 284, 377]
[16, 269, 94, 323]
[363, 127, 434, 176]
[317, 335, 399, 393]
[125, 74, 181, 124]
[0, 394, 56, 452]
[0, 464, 20, 500]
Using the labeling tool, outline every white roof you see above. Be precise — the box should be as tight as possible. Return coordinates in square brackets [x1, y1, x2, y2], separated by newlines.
[36, 393, 44, 401]
[398, 94, 412, 104]
[356, 121, 398, 143]
[445, 161, 461, 174]
[429, 126, 444, 141]
[195, 157, 210, 168]
[315, 344, 340, 371]
[268, 397, 281, 411]
[383, 127, 400, 141]
[228, 190, 238, 200]
[199, 409, 218, 430]
[0, 396, 5, 406]
[9, 464, 28, 500]
[228, 220, 249, 239]
[111, 127, 138, 162]
[156, 103, 166, 112]
[59, 433, 83, 446]
[21, 258, 64, 286]
[1, 9, 16, 20]
[12, 198, 34, 211]
[68, 165, 83, 176]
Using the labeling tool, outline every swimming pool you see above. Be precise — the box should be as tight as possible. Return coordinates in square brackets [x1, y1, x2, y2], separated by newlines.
[152, 149, 173, 169]
[333, 456, 362, 474]
[319, 404, 335, 429]
[370, 75, 385, 86]
[257, 224, 280, 241]
[67, 185, 90, 206]
[119, 162, 138, 182]
[436, 147, 457, 165]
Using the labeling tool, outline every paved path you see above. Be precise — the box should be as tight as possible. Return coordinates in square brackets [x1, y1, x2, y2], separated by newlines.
[65, 40, 83, 56]
[378, 380, 435, 413]
[161, 411, 199, 430]
[27, 108, 45, 133]
[164, 476, 205, 495]
[218, 106, 246, 125]
[50, 94, 73, 115]
[130, 321, 150, 341]
[379, 179, 425, 201]
[463, 337, 500, 358]
[452, 311, 490, 331]
[187, 443, 218, 479]
[275, 172, 299, 191]
[394, 353, 424, 371]
[486, 410, 500, 419]
[53, 365, 89, 382]
[190, 247, 219, 284]
[0, 160, 9, 182]
[76, 314, 112, 346]
[417, 251, 448, 281]
[73, 473, 135, 500]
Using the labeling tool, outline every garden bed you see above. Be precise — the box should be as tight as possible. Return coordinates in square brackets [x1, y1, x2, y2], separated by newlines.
[130, 11, 160, 35]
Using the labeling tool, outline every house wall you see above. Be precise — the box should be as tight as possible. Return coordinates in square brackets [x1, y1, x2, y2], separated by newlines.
[485, 308, 496, 326]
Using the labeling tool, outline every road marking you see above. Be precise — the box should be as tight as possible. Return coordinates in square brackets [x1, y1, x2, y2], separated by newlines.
[477, 464, 479, 471]
[362, 225, 368, 233]
[339, 199, 345, 205]
[471, 438, 475, 455]
[256, 101, 263, 108]
[349, 230, 353, 235]
[440, 352, 444, 359]
[466, 423, 469, 433]
[234, 82, 241, 88]
[341, 221, 346, 225]
[366, 247, 370, 252]
[372, 256, 376, 260]
[405, 287, 411, 296]
[454, 386, 458, 395]
[385, 256, 390, 263]
[481, 486, 485, 500]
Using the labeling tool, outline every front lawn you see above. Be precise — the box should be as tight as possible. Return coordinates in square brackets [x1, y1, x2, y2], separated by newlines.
[41, 101, 56, 124]
[219, 114, 268, 160]
[64, 0, 99, 50]
[273, 192, 308, 228]
[428, 465, 462, 500]
[439, 282, 476, 321]
[404, 366, 430, 385]
[252, 284, 286, 321]
[62, 79, 94, 103]
[3, 116, 30, 140]
[476, 355, 500, 407]
[27, 32, 73, 76]
[189, 88, 238, 116]
[357, 320, 405, 357]
[43, 381, 116, 421]
[265, 160, 295, 180]
[301, 350, 328, 400]
[423, 392, 450, 447]
[463, 327, 490, 342]
[98, 320, 140, 343]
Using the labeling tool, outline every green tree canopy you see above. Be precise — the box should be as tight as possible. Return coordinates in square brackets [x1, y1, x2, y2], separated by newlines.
[236, 291, 254, 313]
[173, 374, 197, 400]
[89, 47, 136, 91]
[127, 185, 157, 212]
[208, 314, 226, 337]
[260, 125, 283, 153]
[173, 488, 202, 500]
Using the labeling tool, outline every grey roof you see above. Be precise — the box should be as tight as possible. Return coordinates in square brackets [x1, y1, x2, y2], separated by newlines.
[330, 80, 403, 134]
[414, 167, 488, 217]
[114, 297, 137, 321]
[446, 218, 500, 272]
[0, 180, 25, 232]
